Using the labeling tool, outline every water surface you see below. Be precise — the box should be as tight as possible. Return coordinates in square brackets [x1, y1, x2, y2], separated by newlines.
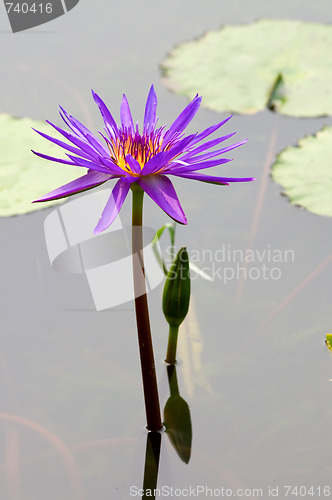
[1, 1, 332, 498]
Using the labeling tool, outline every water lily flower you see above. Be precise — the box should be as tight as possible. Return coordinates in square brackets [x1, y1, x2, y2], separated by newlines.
[33, 86, 254, 234]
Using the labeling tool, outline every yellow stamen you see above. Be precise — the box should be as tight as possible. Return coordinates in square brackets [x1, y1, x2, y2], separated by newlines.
[107, 134, 164, 175]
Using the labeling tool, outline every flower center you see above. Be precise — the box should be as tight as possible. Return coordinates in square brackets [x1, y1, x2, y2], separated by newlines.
[107, 130, 164, 175]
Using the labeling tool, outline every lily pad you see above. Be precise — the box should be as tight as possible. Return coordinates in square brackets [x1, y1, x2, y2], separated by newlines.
[0, 113, 80, 216]
[271, 126, 332, 217]
[326, 334, 332, 351]
[162, 19, 332, 117]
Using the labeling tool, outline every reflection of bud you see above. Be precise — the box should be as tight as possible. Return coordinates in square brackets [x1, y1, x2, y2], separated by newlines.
[162, 247, 190, 327]
[163, 364, 192, 464]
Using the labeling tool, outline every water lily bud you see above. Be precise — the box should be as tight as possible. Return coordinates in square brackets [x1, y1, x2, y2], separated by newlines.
[162, 246, 190, 327]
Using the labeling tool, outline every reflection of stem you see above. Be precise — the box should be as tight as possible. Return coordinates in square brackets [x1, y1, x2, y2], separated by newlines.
[165, 325, 179, 364]
[132, 186, 162, 431]
[142, 432, 162, 500]
[167, 364, 180, 397]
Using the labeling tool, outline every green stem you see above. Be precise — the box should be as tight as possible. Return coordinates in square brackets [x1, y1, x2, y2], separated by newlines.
[165, 325, 179, 364]
[132, 185, 162, 431]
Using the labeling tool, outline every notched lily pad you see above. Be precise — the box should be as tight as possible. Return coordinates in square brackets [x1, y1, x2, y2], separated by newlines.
[271, 126, 332, 217]
[0, 113, 79, 216]
[162, 19, 332, 117]
[326, 334, 332, 351]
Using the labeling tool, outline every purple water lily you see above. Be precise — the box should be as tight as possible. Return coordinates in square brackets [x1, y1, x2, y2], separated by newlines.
[33, 85, 254, 234]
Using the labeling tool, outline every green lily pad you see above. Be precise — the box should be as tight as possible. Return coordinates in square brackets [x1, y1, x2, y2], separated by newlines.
[162, 19, 332, 117]
[0, 113, 80, 216]
[271, 126, 332, 217]
[326, 334, 332, 351]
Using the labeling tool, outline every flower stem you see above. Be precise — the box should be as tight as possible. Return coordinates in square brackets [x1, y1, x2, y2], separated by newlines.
[165, 325, 179, 364]
[131, 184, 162, 431]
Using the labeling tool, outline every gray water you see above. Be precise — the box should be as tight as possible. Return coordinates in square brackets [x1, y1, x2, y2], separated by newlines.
[1, 1, 332, 499]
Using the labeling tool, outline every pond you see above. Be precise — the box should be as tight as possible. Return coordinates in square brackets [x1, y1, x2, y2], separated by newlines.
[1, 1, 332, 499]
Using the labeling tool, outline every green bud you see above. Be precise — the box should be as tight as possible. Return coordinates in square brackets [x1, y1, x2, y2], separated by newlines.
[162, 246, 191, 327]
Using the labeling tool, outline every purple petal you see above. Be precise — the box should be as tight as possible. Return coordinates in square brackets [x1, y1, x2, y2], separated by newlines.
[92, 90, 119, 136]
[93, 178, 133, 234]
[46, 120, 105, 162]
[141, 134, 196, 175]
[33, 127, 94, 160]
[144, 85, 158, 134]
[55, 113, 110, 158]
[59, 106, 93, 140]
[171, 171, 255, 184]
[97, 156, 127, 175]
[138, 175, 187, 224]
[163, 94, 202, 145]
[164, 157, 232, 174]
[32, 150, 76, 166]
[181, 133, 236, 159]
[42, 124, 123, 174]
[126, 154, 141, 174]
[120, 94, 134, 132]
[185, 139, 248, 163]
[189, 116, 233, 146]
[139, 150, 169, 175]
[33, 170, 113, 202]
[83, 131, 110, 157]
[66, 154, 118, 175]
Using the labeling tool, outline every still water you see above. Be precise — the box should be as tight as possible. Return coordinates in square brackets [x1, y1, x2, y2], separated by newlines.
[1, 1, 332, 498]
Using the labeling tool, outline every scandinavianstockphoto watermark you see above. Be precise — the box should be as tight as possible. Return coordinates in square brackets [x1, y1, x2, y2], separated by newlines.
[165, 244, 295, 284]
[42, 188, 295, 310]
[3, 0, 79, 33]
